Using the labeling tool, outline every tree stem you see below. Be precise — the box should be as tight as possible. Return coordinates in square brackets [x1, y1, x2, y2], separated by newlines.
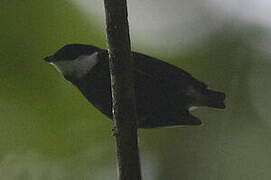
[103, 0, 142, 179]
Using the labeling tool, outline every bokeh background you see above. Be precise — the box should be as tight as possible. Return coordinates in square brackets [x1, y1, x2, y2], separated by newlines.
[1, 0, 271, 179]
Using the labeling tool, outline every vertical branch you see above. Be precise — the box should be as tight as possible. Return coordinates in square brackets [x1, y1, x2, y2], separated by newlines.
[103, 0, 142, 180]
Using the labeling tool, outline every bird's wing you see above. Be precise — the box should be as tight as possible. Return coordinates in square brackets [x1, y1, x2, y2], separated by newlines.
[97, 50, 206, 89]
[96, 50, 203, 127]
[132, 52, 207, 89]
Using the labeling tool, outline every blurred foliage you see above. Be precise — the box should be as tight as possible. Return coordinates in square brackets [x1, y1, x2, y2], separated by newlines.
[1, 0, 271, 180]
[0, 0, 111, 158]
[149, 25, 271, 179]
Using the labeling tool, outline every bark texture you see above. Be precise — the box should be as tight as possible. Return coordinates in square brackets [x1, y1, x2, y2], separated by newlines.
[103, 0, 142, 179]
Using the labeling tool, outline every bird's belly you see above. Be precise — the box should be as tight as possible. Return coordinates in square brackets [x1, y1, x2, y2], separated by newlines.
[78, 75, 187, 128]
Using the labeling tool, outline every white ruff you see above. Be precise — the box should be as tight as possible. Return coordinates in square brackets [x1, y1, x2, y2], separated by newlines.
[189, 106, 198, 111]
[50, 52, 98, 78]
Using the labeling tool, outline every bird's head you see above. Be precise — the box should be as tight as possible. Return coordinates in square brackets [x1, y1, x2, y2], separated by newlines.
[44, 44, 101, 79]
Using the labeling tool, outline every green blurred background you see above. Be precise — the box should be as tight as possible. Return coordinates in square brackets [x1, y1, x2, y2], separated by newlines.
[1, 0, 271, 179]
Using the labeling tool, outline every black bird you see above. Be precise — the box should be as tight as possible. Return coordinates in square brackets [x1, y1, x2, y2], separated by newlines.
[44, 44, 225, 128]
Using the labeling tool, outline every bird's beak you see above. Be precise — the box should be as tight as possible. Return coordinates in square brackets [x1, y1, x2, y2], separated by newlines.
[43, 56, 55, 62]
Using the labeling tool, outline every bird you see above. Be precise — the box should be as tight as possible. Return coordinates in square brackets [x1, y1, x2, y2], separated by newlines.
[44, 44, 225, 128]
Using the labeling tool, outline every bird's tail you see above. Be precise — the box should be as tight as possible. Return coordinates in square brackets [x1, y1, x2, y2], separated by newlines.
[201, 89, 225, 109]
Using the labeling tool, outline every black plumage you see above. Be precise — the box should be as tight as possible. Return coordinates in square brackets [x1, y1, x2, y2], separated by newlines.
[44, 44, 225, 128]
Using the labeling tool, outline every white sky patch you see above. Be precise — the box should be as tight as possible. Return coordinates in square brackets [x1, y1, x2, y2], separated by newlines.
[207, 0, 271, 27]
[71, 0, 222, 54]
[71, 0, 271, 56]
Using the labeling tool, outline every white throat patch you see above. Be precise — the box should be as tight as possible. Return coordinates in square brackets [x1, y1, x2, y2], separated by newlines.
[50, 52, 98, 78]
